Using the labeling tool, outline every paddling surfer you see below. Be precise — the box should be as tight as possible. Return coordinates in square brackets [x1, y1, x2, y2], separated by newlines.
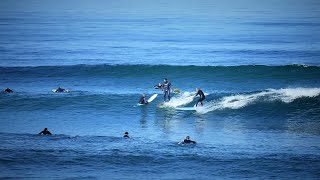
[139, 94, 148, 104]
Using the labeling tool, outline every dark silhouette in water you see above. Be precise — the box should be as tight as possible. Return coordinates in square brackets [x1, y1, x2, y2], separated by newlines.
[39, 128, 52, 135]
[123, 132, 129, 138]
[139, 94, 148, 104]
[179, 136, 196, 144]
[53, 87, 67, 93]
[4, 88, 13, 93]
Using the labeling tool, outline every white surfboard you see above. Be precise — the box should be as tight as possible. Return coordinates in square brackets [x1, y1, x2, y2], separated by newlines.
[147, 94, 158, 102]
[137, 94, 158, 106]
[52, 89, 69, 93]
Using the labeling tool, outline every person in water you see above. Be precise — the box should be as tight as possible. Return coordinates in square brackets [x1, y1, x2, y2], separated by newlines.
[162, 78, 172, 102]
[139, 94, 148, 104]
[54, 87, 66, 93]
[195, 88, 205, 107]
[4, 88, 13, 93]
[123, 132, 129, 138]
[154, 83, 162, 89]
[39, 128, 52, 135]
[179, 136, 196, 144]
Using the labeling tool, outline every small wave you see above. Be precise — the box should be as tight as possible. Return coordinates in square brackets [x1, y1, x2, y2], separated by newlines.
[196, 87, 320, 114]
[160, 91, 210, 108]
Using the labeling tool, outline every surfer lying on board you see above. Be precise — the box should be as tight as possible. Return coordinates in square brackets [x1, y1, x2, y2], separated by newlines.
[139, 94, 148, 104]
[162, 78, 172, 102]
[3, 88, 13, 93]
[53, 87, 66, 93]
[39, 128, 52, 135]
[195, 88, 205, 107]
[179, 136, 196, 144]
[154, 83, 162, 89]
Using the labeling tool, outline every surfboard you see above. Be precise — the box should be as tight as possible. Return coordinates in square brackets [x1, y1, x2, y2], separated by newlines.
[147, 94, 158, 102]
[137, 94, 158, 106]
[52, 89, 69, 93]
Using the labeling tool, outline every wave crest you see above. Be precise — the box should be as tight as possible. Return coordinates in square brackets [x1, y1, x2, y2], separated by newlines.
[197, 88, 320, 114]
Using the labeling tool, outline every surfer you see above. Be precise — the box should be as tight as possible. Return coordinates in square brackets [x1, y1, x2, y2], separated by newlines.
[123, 132, 130, 138]
[154, 83, 162, 89]
[179, 136, 196, 144]
[54, 87, 66, 93]
[39, 128, 52, 135]
[139, 94, 148, 104]
[3, 88, 13, 93]
[162, 78, 172, 102]
[195, 88, 205, 107]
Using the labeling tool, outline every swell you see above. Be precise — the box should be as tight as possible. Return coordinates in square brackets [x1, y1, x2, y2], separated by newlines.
[1, 88, 319, 116]
[1, 64, 320, 80]
[194, 88, 320, 114]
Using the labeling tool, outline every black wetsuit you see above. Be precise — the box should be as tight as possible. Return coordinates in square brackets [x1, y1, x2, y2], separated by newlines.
[162, 82, 171, 102]
[4, 88, 13, 93]
[139, 96, 148, 104]
[183, 139, 196, 144]
[154, 84, 162, 89]
[55, 87, 65, 92]
[123, 134, 129, 138]
[195, 90, 205, 106]
[39, 130, 52, 135]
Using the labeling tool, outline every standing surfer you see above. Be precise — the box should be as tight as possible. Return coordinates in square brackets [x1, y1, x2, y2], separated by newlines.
[162, 78, 172, 102]
[195, 88, 205, 107]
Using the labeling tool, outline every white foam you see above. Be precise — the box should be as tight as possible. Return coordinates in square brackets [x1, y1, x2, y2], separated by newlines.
[196, 87, 320, 114]
[161, 92, 196, 108]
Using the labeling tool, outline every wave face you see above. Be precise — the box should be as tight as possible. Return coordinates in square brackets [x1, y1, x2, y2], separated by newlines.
[1, 64, 320, 94]
[1, 65, 319, 134]
[194, 87, 320, 114]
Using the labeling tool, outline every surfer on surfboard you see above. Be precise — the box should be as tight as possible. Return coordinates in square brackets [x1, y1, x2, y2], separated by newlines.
[162, 78, 172, 102]
[3, 88, 13, 93]
[53, 87, 68, 93]
[39, 128, 52, 135]
[154, 83, 162, 89]
[195, 88, 205, 107]
[179, 136, 196, 144]
[139, 94, 149, 105]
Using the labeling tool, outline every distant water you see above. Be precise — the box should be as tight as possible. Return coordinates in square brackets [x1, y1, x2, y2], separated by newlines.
[1, 0, 320, 179]
[0, 0, 320, 67]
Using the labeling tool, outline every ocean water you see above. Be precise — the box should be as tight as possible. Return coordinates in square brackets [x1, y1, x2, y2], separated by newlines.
[1, 0, 320, 179]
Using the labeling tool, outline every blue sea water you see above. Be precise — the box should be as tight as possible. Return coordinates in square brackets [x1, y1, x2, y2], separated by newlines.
[1, 0, 320, 179]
